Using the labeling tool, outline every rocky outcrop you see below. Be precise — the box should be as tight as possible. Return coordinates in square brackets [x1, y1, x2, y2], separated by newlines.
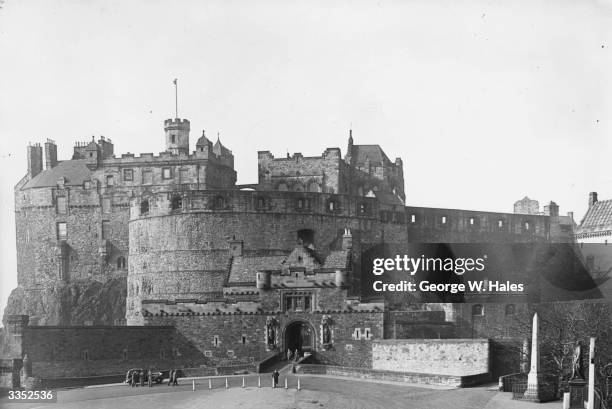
[2, 277, 127, 326]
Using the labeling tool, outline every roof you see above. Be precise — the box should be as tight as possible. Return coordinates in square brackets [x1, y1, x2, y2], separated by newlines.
[22, 160, 92, 189]
[352, 145, 391, 166]
[578, 200, 612, 233]
[228, 255, 287, 283]
[196, 132, 212, 147]
[213, 139, 232, 157]
[321, 250, 350, 269]
[375, 191, 404, 206]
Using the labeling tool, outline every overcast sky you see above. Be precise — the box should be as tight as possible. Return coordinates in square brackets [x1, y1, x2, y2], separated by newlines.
[1, 0, 611, 323]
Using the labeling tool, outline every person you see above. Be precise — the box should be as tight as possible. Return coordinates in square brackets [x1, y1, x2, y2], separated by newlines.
[286, 348, 292, 361]
[273, 369, 279, 388]
[130, 371, 136, 387]
[173, 369, 179, 386]
[139, 370, 144, 387]
[168, 369, 174, 386]
[148, 369, 153, 387]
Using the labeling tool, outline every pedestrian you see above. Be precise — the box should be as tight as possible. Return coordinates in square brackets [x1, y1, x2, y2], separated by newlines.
[168, 369, 174, 386]
[148, 369, 152, 387]
[139, 370, 144, 387]
[173, 369, 179, 386]
[286, 348, 292, 361]
[272, 369, 279, 388]
[130, 371, 135, 387]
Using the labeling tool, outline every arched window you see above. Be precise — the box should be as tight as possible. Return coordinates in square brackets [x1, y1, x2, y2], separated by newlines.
[308, 182, 320, 193]
[214, 196, 226, 209]
[327, 199, 338, 212]
[117, 256, 126, 269]
[278, 183, 288, 191]
[472, 304, 484, 316]
[140, 200, 149, 215]
[256, 196, 266, 210]
[171, 195, 182, 211]
[505, 304, 516, 316]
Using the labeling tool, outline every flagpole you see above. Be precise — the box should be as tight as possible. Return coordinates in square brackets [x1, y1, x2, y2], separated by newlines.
[174, 79, 178, 119]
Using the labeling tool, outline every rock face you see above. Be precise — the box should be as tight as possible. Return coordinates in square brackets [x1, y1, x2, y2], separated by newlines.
[2, 277, 126, 326]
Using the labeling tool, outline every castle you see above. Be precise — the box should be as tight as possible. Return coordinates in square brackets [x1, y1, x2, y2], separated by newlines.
[3, 113, 603, 389]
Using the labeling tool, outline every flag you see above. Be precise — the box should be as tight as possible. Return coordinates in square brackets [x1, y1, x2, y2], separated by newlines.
[173, 78, 177, 85]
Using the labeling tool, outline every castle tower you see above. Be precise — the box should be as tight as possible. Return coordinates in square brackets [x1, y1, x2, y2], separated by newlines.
[164, 118, 190, 155]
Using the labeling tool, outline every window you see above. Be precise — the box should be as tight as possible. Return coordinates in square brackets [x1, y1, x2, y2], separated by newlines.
[411, 214, 416, 223]
[162, 167, 172, 179]
[57, 222, 67, 240]
[278, 183, 288, 191]
[469, 217, 475, 225]
[498, 220, 504, 228]
[505, 304, 516, 316]
[441, 216, 447, 224]
[122, 349, 128, 361]
[140, 200, 150, 215]
[472, 304, 484, 316]
[57, 196, 67, 214]
[82, 350, 89, 361]
[241, 335, 247, 345]
[524, 221, 530, 231]
[84, 181, 91, 190]
[297, 198, 305, 209]
[285, 294, 312, 312]
[179, 168, 189, 183]
[102, 221, 111, 239]
[117, 256, 126, 269]
[142, 170, 153, 184]
[123, 169, 134, 181]
[308, 182, 320, 192]
[256, 196, 266, 210]
[171, 135, 176, 144]
[102, 197, 111, 213]
[327, 200, 336, 212]
[213, 335, 220, 347]
[359, 202, 369, 215]
[171, 195, 182, 211]
[106, 175, 114, 186]
[214, 196, 226, 209]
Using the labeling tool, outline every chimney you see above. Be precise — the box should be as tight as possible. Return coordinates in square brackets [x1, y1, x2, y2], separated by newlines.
[44, 139, 58, 169]
[589, 192, 598, 207]
[567, 211, 574, 220]
[342, 228, 353, 250]
[27, 143, 43, 179]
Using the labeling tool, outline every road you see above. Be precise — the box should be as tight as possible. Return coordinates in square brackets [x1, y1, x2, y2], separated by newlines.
[0, 374, 560, 409]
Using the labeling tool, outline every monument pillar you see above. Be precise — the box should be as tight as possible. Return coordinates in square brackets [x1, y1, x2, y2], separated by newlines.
[587, 337, 596, 409]
[523, 312, 542, 401]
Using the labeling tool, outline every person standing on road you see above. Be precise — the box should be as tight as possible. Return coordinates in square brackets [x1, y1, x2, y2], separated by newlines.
[130, 371, 136, 387]
[148, 369, 153, 387]
[168, 369, 174, 386]
[139, 370, 145, 387]
[272, 369, 279, 388]
[173, 369, 179, 386]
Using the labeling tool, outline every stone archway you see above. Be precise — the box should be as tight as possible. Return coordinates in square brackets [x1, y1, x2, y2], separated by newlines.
[284, 320, 315, 356]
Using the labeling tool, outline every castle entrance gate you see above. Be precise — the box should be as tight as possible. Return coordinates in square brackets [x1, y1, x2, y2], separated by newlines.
[284, 320, 315, 357]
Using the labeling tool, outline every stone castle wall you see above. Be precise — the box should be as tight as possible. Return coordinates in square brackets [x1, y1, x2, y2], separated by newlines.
[372, 339, 490, 376]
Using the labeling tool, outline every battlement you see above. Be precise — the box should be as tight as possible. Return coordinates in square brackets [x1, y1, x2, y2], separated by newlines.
[129, 189, 386, 222]
[164, 118, 190, 128]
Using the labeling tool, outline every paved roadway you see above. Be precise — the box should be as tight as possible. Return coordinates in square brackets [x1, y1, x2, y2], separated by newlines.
[0, 374, 561, 409]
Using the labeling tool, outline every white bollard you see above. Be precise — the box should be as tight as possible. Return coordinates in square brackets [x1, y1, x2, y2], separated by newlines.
[284, 377, 288, 389]
[297, 378, 301, 391]
[272, 377, 275, 388]
[192, 380, 195, 391]
[225, 378, 229, 389]
[242, 377, 245, 388]
[562, 392, 570, 409]
[258, 377, 261, 388]
[209, 379, 212, 389]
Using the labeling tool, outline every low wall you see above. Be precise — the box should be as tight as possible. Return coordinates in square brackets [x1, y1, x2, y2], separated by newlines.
[296, 364, 490, 387]
[372, 339, 490, 376]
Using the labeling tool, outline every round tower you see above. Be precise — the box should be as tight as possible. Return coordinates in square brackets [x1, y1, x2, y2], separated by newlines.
[164, 118, 190, 155]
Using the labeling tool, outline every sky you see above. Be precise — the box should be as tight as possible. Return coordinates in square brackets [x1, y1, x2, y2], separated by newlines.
[0, 0, 611, 323]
